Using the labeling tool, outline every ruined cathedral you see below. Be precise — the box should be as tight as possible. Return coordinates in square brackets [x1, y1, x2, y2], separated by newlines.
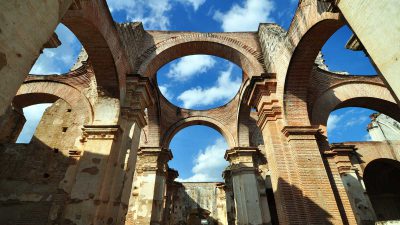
[1, 0, 400, 225]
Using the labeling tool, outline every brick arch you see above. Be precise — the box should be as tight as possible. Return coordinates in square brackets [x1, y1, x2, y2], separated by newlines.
[282, 1, 344, 125]
[311, 82, 399, 127]
[162, 116, 236, 149]
[61, 0, 131, 97]
[136, 33, 265, 79]
[13, 81, 93, 123]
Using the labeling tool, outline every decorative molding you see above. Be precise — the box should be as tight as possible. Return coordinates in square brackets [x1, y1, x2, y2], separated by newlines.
[136, 147, 173, 174]
[281, 126, 320, 141]
[245, 75, 281, 129]
[80, 125, 121, 142]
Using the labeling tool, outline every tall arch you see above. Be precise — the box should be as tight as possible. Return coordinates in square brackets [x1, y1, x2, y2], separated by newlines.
[282, 1, 344, 125]
[136, 33, 265, 79]
[13, 81, 93, 123]
[311, 82, 399, 126]
[61, 0, 131, 97]
[364, 158, 400, 221]
[162, 116, 236, 149]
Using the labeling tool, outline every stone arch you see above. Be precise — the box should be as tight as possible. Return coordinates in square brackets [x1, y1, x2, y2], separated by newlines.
[61, 0, 131, 97]
[310, 82, 399, 127]
[13, 81, 93, 123]
[282, 1, 344, 125]
[364, 158, 400, 221]
[162, 116, 236, 149]
[136, 33, 265, 79]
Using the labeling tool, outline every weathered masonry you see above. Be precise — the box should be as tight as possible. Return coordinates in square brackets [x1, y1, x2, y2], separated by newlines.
[0, 0, 400, 224]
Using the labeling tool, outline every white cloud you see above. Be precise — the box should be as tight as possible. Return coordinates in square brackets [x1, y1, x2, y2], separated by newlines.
[177, 0, 206, 11]
[177, 137, 229, 182]
[107, 0, 206, 30]
[16, 104, 52, 143]
[30, 24, 81, 75]
[213, 0, 275, 32]
[167, 55, 216, 81]
[107, 0, 171, 30]
[345, 116, 369, 127]
[177, 64, 241, 108]
[327, 114, 343, 133]
[159, 85, 174, 99]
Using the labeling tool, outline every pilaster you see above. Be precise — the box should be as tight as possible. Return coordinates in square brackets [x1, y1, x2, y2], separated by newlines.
[326, 144, 377, 224]
[131, 147, 173, 225]
[225, 147, 270, 225]
[62, 125, 122, 225]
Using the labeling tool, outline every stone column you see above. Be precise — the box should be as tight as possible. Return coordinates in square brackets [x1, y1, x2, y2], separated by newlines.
[246, 76, 344, 224]
[102, 74, 155, 224]
[62, 124, 122, 225]
[223, 169, 237, 225]
[132, 147, 173, 225]
[162, 168, 179, 225]
[328, 144, 377, 224]
[224, 147, 270, 225]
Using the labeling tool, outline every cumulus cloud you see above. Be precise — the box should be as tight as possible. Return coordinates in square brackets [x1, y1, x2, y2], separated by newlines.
[213, 0, 275, 32]
[159, 85, 174, 100]
[327, 114, 343, 133]
[167, 55, 216, 81]
[30, 24, 81, 75]
[177, 137, 229, 182]
[107, 0, 172, 30]
[16, 104, 52, 143]
[177, 64, 241, 108]
[107, 0, 205, 30]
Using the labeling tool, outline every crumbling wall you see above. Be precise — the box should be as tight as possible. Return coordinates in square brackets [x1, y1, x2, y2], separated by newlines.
[0, 99, 85, 224]
[170, 182, 229, 225]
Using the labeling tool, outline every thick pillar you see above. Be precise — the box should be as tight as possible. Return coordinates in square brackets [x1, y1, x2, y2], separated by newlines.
[0, 0, 73, 115]
[162, 168, 179, 225]
[328, 144, 377, 224]
[223, 170, 237, 225]
[225, 147, 270, 225]
[102, 74, 155, 224]
[131, 147, 172, 225]
[325, 0, 400, 104]
[62, 124, 122, 225]
[246, 76, 344, 224]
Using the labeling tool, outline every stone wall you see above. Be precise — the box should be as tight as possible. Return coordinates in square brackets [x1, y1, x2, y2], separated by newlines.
[169, 182, 232, 225]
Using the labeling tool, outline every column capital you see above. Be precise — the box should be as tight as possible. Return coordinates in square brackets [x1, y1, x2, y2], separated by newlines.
[225, 147, 260, 173]
[327, 143, 357, 175]
[245, 75, 282, 129]
[282, 125, 321, 141]
[136, 147, 173, 174]
[122, 74, 155, 127]
[80, 125, 121, 142]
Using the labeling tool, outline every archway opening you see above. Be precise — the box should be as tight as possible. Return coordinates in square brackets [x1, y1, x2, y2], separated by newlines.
[157, 55, 242, 110]
[318, 25, 376, 75]
[30, 24, 83, 75]
[326, 107, 400, 143]
[16, 103, 52, 143]
[168, 125, 229, 182]
[364, 159, 400, 221]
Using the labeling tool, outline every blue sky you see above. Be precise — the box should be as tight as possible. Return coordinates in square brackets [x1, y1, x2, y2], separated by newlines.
[19, 0, 379, 181]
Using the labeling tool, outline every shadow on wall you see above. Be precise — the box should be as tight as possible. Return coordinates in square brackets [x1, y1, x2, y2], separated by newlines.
[0, 137, 71, 225]
[169, 184, 220, 225]
[275, 177, 334, 224]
